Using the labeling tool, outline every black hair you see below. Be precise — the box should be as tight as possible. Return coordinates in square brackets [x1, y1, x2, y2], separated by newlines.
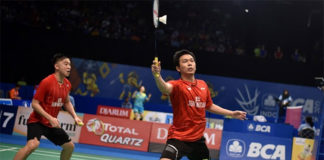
[138, 85, 145, 90]
[52, 53, 70, 66]
[305, 116, 314, 127]
[173, 49, 196, 67]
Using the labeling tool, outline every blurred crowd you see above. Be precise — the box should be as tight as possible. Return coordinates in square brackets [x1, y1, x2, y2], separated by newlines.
[2, 1, 322, 63]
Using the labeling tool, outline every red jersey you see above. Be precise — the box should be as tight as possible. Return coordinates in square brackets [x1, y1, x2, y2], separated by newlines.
[28, 74, 71, 127]
[168, 79, 213, 141]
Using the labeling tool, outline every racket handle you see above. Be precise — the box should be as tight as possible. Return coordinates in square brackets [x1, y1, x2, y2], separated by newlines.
[77, 121, 84, 126]
[154, 57, 160, 78]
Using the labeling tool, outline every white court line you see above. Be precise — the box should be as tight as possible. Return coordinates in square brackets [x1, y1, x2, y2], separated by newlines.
[0, 144, 18, 148]
[36, 150, 112, 160]
[35, 150, 112, 160]
[0, 147, 17, 152]
[0, 144, 112, 160]
[31, 152, 91, 160]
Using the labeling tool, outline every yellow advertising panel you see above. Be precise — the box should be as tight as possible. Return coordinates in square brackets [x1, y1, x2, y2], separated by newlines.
[291, 137, 314, 160]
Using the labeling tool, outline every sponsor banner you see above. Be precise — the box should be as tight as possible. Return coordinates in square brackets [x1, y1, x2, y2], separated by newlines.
[285, 106, 302, 129]
[149, 123, 170, 144]
[13, 106, 83, 143]
[57, 111, 83, 143]
[13, 107, 33, 136]
[12, 100, 32, 107]
[165, 114, 173, 124]
[147, 111, 224, 130]
[291, 137, 314, 160]
[223, 118, 294, 138]
[97, 105, 131, 119]
[72, 57, 323, 130]
[0, 105, 18, 134]
[79, 114, 152, 151]
[206, 118, 224, 130]
[0, 98, 13, 106]
[204, 128, 222, 150]
[148, 123, 222, 159]
[220, 131, 292, 160]
[130, 110, 173, 123]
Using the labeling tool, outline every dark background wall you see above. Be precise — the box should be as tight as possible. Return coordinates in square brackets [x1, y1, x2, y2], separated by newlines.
[1, 0, 323, 87]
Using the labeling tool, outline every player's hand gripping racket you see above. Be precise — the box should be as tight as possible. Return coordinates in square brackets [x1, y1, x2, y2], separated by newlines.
[153, 0, 167, 77]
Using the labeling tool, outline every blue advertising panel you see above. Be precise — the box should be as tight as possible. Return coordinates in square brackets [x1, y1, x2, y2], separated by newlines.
[71, 58, 323, 129]
[223, 118, 294, 138]
[220, 131, 292, 160]
[12, 100, 31, 107]
[0, 98, 13, 106]
[0, 105, 18, 134]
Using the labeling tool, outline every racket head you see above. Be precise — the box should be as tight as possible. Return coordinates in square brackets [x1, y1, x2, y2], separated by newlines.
[153, 0, 159, 28]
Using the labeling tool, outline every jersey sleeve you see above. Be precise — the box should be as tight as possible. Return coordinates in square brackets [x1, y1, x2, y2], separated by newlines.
[205, 81, 213, 109]
[168, 80, 179, 97]
[144, 94, 148, 99]
[33, 79, 49, 102]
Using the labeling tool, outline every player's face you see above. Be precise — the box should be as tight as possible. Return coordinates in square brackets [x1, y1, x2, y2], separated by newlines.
[140, 86, 145, 92]
[176, 54, 196, 75]
[56, 58, 71, 77]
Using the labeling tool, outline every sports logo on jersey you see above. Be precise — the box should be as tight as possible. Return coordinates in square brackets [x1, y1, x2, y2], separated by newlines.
[51, 98, 63, 107]
[226, 139, 245, 158]
[188, 96, 206, 108]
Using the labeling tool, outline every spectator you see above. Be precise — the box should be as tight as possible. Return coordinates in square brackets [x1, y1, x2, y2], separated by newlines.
[291, 49, 307, 63]
[254, 45, 261, 57]
[235, 45, 245, 55]
[274, 46, 283, 60]
[69, 95, 75, 107]
[121, 96, 132, 109]
[33, 85, 38, 96]
[9, 84, 22, 100]
[276, 89, 292, 123]
[17, 77, 27, 86]
[291, 48, 301, 62]
[298, 116, 315, 139]
[260, 45, 267, 58]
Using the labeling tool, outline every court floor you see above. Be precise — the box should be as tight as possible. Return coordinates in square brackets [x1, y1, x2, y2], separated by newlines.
[0, 134, 161, 160]
[0, 143, 129, 160]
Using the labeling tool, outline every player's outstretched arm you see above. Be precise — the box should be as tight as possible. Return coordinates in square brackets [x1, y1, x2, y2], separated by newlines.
[151, 60, 173, 95]
[207, 104, 247, 120]
[132, 90, 137, 98]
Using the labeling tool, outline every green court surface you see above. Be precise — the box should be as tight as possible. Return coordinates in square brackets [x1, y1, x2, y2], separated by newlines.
[0, 143, 130, 160]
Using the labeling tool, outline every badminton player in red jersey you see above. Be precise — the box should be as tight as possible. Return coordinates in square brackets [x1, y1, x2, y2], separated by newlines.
[14, 54, 83, 160]
[151, 49, 246, 160]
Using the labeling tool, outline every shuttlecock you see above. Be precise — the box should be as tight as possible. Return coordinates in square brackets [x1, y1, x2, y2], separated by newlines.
[159, 15, 167, 25]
